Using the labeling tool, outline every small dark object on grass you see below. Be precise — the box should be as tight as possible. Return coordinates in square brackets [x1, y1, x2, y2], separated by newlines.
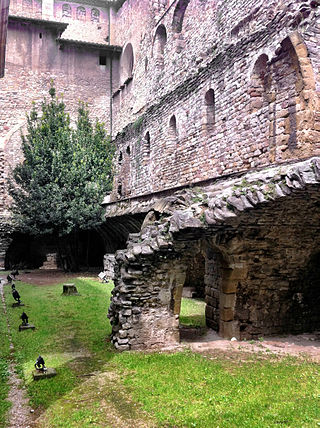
[7, 274, 13, 283]
[12, 289, 21, 304]
[11, 283, 16, 291]
[34, 355, 47, 372]
[20, 311, 29, 325]
[62, 283, 79, 295]
[11, 269, 19, 279]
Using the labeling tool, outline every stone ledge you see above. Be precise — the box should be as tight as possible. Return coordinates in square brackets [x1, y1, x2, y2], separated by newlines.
[19, 324, 35, 331]
[32, 368, 57, 381]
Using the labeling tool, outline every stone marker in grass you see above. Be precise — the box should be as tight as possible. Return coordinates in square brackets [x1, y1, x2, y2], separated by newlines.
[33, 367, 57, 381]
[19, 311, 35, 331]
[33, 355, 57, 380]
[62, 283, 80, 296]
[12, 302, 25, 307]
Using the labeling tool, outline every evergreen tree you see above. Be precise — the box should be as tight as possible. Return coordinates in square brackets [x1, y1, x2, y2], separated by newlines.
[8, 86, 115, 270]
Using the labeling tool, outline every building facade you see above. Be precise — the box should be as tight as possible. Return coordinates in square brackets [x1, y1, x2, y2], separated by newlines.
[0, 0, 320, 349]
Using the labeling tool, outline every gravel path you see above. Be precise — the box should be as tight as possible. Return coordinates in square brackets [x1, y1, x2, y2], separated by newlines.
[0, 279, 34, 428]
[182, 328, 320, 361]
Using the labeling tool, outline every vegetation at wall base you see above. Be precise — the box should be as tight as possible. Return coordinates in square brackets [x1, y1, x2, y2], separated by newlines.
[8, 86, 115, 271]
[1, 280, 319, 427]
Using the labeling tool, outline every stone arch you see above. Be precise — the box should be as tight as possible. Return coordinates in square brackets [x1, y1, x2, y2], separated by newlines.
[269, 34, 317, 161]
[76, 6, 86, 20]
[169, 114, 177, 136]
[153, 24, 167, 69]
[108, 157, 320, 350]
[288, 32, 316, 91]
[172, 0, 190, 33]
[249, 54, 270, 113]
[91, 8, 100, 22]
[62, 3, 71, 18]
[120, 43, 134, 86]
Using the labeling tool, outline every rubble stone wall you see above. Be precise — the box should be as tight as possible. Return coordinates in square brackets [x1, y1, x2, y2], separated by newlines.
[110, 0, 320, 201]
[108, 158, 320, 349]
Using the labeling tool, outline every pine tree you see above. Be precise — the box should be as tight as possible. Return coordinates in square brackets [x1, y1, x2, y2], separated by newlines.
[8, 86, 115, 270]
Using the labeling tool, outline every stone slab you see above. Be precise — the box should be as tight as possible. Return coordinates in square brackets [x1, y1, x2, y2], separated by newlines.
[12, 303, 25, 307]
[19, 324, 35, 331]
[62, 283, 80, 295]
[32, 368, 57, 381]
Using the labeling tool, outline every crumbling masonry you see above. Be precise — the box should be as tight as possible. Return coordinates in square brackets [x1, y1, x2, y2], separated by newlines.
[105, 0, 320, 350]
[1, 0, 320, 349]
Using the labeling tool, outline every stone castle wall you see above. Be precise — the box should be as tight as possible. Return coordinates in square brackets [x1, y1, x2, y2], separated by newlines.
[110, 0, 320, 200]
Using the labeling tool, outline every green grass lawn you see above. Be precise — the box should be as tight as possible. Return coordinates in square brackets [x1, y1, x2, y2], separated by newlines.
[2, 279, 320, 427]
[0, 291, 11, 427]
[180, 297, 206, 328]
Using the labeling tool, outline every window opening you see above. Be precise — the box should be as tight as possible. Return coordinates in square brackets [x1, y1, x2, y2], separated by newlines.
[172, 0, 190, 33]
[99, 55, 107, 66]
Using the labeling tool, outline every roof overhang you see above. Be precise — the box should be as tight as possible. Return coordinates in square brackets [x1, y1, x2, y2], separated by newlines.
[9, 14, 69, 31]
[57, 38, 122, 52]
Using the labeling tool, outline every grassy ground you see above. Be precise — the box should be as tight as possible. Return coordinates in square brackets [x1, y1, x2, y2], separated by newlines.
[2, 279, 320, 427]
[180, 297, 206, 328]
[0, 291, 11, 428]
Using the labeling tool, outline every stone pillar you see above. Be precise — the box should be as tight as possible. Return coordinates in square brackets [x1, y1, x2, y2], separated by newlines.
[219, 262, 247, 339]
[103, 253, 116, 281]
[204, 247, 221, 330]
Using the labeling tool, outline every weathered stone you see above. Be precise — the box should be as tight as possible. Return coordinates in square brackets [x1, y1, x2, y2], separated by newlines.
[32, 368, 57, 381]
[19, 324, 35, 331]
[62, 284, 79, 296]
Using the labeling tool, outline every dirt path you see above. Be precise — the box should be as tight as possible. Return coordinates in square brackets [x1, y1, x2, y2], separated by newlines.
[182, 328, 320, 361]
[16, 269, 99, 286]
[0, 279, 34, 428]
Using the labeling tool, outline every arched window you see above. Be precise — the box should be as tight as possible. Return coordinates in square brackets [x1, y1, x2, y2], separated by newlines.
[144, 131, 151, 159]
[169, 115, 177, 137]
[172, 0, 190, 33]
[76, 6, 86, 20]
[154, 25, 167, 69]
[205, 89, 215, 129]
[62, 3, 71, 18]
[120, 43, 134, 85]
[250, 54, 269, 112]
[91, 8, 100, 22]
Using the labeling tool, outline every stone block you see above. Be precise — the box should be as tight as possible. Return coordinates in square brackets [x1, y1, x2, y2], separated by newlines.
[62, 284, 79, 295]
[219, 320, 239, 339]
[32, 368, 57, 381]
[19, 324, 35, 331]
[220, 292, 236, 308]
[221, 279, 238, 294]
[12, 303, 25, 307]
[220, 308, 234, 322]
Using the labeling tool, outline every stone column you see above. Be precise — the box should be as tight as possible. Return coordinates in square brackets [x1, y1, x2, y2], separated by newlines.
[219, 262, 247, 339]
